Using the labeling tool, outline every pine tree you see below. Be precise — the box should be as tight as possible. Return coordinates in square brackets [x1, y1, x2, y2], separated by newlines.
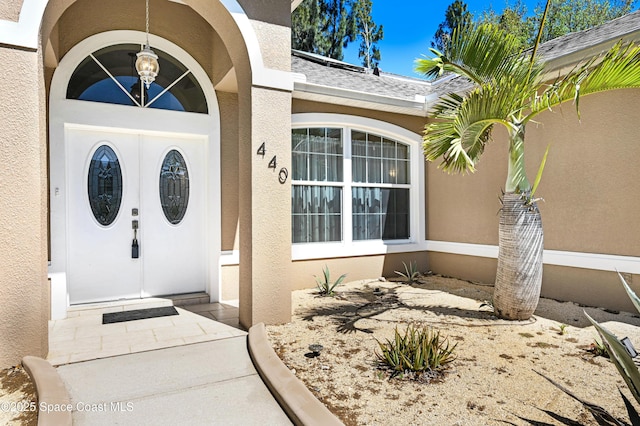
[352, 0, 384, 69]
[432, 0, 472, 55]
[292, 0, 384, 64]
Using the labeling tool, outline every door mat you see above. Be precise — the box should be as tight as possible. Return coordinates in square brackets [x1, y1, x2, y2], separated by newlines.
[102, 306, 179, 324]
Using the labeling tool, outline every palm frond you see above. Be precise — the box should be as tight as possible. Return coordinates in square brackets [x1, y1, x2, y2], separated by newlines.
[416, 23, 530, 85]
[530, 41, 640, 120]
[424, 83, 523, 174]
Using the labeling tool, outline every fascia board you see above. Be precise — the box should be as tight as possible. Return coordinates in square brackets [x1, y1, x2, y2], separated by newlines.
[293, 81, 430, 117]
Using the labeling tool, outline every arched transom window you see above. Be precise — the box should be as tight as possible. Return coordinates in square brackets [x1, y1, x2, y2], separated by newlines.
[67, 43, 208, 114]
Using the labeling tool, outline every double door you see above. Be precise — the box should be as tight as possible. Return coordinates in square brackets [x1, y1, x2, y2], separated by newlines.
[66, 128, 206, 303]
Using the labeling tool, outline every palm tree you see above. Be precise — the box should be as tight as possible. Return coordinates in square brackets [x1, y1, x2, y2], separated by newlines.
[416, 3, 640, 320]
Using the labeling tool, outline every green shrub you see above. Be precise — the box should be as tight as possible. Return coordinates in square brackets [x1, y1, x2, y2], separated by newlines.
[314, 265, 347, 296]
[375, 324, 457, 380]
[394, 261, 420, 284]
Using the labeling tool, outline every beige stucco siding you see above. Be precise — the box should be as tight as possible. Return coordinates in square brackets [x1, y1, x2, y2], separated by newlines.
[0, 46, 48, 365]
[45, 0, 216, 81]
[219, 91, 241, 251]
[527, 88, 640, 256]
[0, 0, 21, 21]
[238, 86, 292, 326]
[251, 21, 291, 71]
[427, 88, 640, 256]
[432, 252, 640, 314]
[290, 253, 429, 291]
[292, 99, 427, 134]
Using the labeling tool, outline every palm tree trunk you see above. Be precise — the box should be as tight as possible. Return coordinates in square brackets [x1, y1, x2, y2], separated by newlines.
[494, 126, 544, 320]
[494, 194, 543, 320]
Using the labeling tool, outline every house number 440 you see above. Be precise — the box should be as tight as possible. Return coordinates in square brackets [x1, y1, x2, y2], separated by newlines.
[257, 142, 287, 183]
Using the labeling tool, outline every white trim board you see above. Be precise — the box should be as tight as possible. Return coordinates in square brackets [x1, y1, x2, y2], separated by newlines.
[223, 241, 640, 274]
[426, 241, 640, 275]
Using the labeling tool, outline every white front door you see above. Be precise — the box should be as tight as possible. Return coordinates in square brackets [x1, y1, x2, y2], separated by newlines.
[67, 127, 206, 304]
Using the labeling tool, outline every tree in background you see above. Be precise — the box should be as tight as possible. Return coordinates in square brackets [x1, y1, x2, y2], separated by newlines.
[480, 1, 532, 48]
[532, 0, 635, 43]
[353, 0, 384, 68]
[478, 0, 636, 48]
[292, 0, 324, 54]
[431, 0, 472, 55]
[292, 0, 355, 60]
[292, 0, 383, 64]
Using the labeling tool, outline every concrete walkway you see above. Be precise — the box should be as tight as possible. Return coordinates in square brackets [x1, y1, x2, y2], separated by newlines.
[47, 298, 292, 425]
[56, 337, 292, 425]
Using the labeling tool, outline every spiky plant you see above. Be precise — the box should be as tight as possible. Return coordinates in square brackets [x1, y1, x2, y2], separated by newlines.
[395, 261, 420, 284]
[375, 324, 457, 380]
[314, 265, 347, 296]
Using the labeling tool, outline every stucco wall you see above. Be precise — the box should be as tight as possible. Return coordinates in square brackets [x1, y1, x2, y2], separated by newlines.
[527, 89, 640, 256]
[292, 99, 427, 134]
[219, 91, 240, 251]
[238, 86, 292, 327]
[290, 253, 429, 291]
[44, 0, 216, 81]
[426, 88, 640, 312]
[252, 21, 291, 71]
[427, 88, 640, 253]
[0, 46, 48, 366]
[0, 0, 22, 21]
[430, 252, 640, 314]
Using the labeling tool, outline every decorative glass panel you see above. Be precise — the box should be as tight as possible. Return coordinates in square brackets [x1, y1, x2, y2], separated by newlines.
[291, 128, 343, 182]
[159, 150, 190, 224]
[292, 185, 342, 243]
[352, 131, 410, 184]
[352, 188, 409, 240]
[87, 145, 123, 226]
[67, 44, 208, 113]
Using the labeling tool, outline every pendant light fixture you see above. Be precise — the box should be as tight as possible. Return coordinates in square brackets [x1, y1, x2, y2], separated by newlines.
[135, 0, 159, 89]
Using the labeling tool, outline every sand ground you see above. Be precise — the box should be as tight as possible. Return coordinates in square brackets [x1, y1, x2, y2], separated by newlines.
[267, 274, 640, 425]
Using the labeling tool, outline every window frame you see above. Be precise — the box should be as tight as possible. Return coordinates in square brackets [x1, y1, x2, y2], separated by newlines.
[291, 114, 425, 260]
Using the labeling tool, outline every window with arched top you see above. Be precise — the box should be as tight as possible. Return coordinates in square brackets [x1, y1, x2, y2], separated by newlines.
[290, 114, 425, 261]
[67, 44, 208, 114]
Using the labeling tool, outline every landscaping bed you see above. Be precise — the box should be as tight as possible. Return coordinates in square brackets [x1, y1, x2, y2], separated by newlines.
[267, 274, 640, 425]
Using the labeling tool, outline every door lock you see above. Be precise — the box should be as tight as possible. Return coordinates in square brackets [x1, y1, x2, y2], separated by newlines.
[132, 220, 139, 230]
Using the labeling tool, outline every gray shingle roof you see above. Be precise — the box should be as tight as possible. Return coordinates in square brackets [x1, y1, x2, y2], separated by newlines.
[292, 10, 640, 108]
[292, 51, 432, 102]
[538, 9, 640, 63]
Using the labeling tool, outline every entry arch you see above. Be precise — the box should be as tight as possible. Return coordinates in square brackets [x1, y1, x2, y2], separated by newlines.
[49, 30, 221, 316]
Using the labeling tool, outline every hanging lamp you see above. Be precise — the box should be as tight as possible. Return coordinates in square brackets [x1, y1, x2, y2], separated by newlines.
[135, 0, 159, 89]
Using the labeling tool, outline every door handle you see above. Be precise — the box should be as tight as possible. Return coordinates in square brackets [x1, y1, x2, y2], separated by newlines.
[132, 219, 139, 258]
[132, 228, 139, 259]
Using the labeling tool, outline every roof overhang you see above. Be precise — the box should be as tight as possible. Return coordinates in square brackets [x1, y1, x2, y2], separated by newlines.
[292, 75, 438, 117]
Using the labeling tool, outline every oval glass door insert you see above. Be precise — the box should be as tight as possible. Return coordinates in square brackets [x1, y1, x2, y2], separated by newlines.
[87, 145, 123, 226]
[160, 149, 190, 224]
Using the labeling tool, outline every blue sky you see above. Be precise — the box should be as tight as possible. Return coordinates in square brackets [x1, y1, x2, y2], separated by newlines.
[341, 0, 542, 77]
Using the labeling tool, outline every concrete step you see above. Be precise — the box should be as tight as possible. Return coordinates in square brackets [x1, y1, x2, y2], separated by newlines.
[166, 292, 210, 307]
